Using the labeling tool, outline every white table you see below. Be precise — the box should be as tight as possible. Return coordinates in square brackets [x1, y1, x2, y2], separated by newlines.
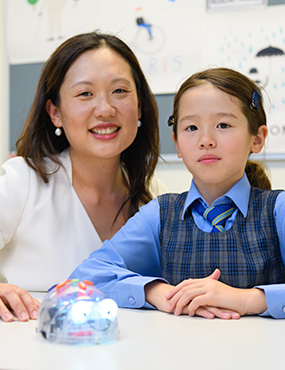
[0, 293, 283, 370]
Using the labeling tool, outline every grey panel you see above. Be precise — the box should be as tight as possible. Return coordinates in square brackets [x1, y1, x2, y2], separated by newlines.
[155, 94, 176, 155]
[268, 0, 285, 5]
[9, 63, 43, 151]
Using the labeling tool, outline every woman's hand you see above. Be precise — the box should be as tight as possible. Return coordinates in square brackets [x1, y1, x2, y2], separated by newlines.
[0, 283, 40, 322]
[165, 269, 267, 319]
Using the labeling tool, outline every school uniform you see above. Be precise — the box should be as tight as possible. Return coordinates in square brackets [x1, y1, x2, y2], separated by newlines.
[70, 174, 285, 318]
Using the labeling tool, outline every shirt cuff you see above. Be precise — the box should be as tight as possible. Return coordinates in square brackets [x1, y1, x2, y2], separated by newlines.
[107, 276, 168, 309]
[255, 284, 285, 319]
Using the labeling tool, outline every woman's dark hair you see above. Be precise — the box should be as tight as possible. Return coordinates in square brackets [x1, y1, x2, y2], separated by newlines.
[16, 31, 160, 217]
[171, 67, 271, 190]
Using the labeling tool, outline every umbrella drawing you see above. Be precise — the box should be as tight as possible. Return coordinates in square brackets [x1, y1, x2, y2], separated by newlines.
[255, 45, 284, 87]
[256, 46, 284, 57]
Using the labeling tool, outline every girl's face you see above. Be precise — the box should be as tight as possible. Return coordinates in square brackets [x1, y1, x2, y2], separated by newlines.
[46, 47, 141, 163]
[173, 83, 267, 202]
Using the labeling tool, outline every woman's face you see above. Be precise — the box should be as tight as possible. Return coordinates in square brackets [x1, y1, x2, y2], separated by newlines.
[46, 47, 141, 163]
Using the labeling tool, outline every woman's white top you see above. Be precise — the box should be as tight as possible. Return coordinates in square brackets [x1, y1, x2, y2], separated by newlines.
[0, 149, 167, 291]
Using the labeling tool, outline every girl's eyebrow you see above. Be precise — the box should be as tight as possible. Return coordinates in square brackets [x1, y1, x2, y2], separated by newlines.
[179, 114, 198, 122]
[180, 112, 238, 122]
[215, 112, 238, 119]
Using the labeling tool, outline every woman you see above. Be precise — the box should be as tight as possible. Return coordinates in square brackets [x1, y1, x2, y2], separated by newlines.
[0, 31, 165, 321]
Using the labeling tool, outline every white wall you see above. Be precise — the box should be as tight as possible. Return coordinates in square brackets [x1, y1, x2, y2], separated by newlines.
[0, 0, 5, 163]
[265, 160, 285, 190]
[0, 0, 9, 165]
[1, 0, 285, 192]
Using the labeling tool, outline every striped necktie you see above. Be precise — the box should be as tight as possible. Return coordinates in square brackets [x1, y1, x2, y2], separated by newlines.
[193, 200, 236, 233]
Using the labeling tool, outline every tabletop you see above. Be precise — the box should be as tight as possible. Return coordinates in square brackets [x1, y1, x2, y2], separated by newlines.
[0, 292, 284, 370]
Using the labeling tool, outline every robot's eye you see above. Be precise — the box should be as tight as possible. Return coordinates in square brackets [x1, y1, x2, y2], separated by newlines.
[69, 301, 94, 324]
[97, 299, 118, 321]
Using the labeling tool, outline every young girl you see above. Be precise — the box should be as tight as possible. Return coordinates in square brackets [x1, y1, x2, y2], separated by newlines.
[70, 67, 285, 319]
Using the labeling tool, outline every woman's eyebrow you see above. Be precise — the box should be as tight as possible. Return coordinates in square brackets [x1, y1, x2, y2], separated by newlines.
[70, 80, 93, 89]
[70, 78, 133, 89]
[111, 77, 133, 86]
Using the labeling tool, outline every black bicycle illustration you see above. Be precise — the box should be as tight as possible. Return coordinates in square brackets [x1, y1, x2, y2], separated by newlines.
[133, 16, 166, 54]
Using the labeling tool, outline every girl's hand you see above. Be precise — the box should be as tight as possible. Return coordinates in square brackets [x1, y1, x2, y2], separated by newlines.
[165, 269, 221, 315]
[192, 305, 240, 320]
[144, 275, 239, 319]
[0, 283, 40, 322]
[145, 280, 177, 312]
[165, 269, 240, 319]
[165, 270, 267, 318]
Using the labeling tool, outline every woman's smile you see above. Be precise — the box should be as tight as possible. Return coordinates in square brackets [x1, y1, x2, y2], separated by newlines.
[89, 124, 120, 139]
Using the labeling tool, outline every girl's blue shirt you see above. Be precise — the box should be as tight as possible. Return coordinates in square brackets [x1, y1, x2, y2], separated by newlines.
[70, 173, 285, 318]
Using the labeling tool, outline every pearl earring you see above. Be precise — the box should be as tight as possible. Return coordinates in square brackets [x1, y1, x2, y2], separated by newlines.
[138, 120, 142, 127]
[55, 127, 62, 136]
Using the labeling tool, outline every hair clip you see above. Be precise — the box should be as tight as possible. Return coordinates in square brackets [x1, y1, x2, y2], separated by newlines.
[168, 115, 174, 126]
[250, 90, 261, 111]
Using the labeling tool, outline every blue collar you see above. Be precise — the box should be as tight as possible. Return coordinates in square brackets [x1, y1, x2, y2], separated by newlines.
[182, 173, 250, 220]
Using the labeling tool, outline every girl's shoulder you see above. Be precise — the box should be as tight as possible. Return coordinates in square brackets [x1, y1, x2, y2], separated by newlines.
[275, 190, 285, 206]
[250, 187, 285, 210]
[157, 191, 188, 210]
[251, 187, 284, 197]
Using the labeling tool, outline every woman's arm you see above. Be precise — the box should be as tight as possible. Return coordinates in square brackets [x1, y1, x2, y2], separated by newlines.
[0, 157, 30, 249]
[0, 158, 40, 321]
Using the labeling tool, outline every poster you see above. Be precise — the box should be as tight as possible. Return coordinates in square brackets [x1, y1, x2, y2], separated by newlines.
[6, 0, 203, 94]
[203, 7, 285, 155]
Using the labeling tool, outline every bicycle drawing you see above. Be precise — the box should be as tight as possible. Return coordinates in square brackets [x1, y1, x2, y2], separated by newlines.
[133, 16, 166, 54]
